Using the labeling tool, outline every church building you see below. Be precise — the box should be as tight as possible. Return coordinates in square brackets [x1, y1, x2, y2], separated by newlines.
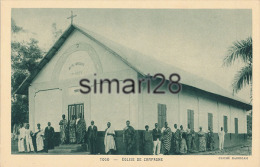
[15, 24, 252, 154]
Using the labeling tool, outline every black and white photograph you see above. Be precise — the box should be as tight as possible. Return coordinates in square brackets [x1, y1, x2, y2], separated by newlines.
[7, 8, 256, 158]
[9, 8, 254, 156]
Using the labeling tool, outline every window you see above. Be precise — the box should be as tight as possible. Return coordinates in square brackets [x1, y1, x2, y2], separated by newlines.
[187, 109, 194, 130]
[208, 113, 213, 130]
[235, 118, 238, 134]
[223, 116, 228, 133]
[158, 104, 167, 129]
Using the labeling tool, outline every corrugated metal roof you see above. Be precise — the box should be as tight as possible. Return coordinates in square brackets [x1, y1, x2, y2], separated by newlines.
[14, 24, 252, 110]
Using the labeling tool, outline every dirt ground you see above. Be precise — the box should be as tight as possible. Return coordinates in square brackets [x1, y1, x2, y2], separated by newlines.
[190, 138, 252, 155]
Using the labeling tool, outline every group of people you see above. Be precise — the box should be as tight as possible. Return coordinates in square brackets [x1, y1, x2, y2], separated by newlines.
[13, 116, 226, 155]
[13, 122, 55, 153]
[144, 122, 226, 155]
[59, 114, 99, 154]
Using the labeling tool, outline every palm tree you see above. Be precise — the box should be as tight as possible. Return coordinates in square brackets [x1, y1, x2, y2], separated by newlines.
[223, 37, 252, 94]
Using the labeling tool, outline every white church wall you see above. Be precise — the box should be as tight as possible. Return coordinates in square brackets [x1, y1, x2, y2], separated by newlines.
[89, 70, 138, 131]
[29, 29, 139, 131]
[218, 102, 231, 132]
[178, 89, 199, 131]
[27, 28, 248, 135]
[197, 96, 219, 133]
[34, 88, 62, 132]
[141, 80, 179, 131]
[32, 30, 132, 85]
[140, 82, 247, 134]
[230, 105, 247, 134]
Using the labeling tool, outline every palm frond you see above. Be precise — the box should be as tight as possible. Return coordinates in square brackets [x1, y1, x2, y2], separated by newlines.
[232, 64, 252, 93]
[223, 37, 252, 66]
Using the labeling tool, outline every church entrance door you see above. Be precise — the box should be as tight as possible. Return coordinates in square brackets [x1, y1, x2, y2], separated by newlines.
[68, 103, 84, 120]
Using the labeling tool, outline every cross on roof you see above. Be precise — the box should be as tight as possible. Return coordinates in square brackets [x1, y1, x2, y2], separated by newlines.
[67, 11, 77, 25]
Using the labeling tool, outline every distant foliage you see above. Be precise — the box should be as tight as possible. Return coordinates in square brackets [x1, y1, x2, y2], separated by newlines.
[11, 19, 43, 127]
[52, 23, 63, 43]
[11, 39, 43, 91]
[11, 18, 24, 34]
[223, 37, 252, 98]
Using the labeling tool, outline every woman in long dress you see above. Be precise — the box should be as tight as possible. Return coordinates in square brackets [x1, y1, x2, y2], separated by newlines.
[35, 123, 44, 152]
[207, 127, 215, 151]
[190, 128, 197, 152]
[179, 125, 188, 154]
[179, 132, 187, 154]
[59, 114, 68, 144]
[161, 122, 172, 155]
[198, 127, 206, 152]
[76, 114, 86, 144]
[69, 115, 77, 144]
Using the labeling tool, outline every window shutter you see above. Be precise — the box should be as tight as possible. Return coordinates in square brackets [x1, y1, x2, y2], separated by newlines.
[187, 110, 194, 130]
[158, 104, 167, 129]
[224, 116, 228, 133]
[191, 110, 194, 130]
[187, 110, 190, 128]
[208, 113, 213, 130]
[158, 104, 162, 128]
[162, 105, 166, 126]
[235, 118, 238, 134]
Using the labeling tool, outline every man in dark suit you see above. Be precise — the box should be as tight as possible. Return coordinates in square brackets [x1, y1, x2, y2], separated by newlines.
[88, 120, 98, 154]
[44, 122, 55, 153]
[152, 123, 162, 155]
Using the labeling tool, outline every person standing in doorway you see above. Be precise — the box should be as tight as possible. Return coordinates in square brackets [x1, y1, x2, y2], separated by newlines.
[44, 122, 55, 152]
[123, 120, 136, 155]
[69, 115, 76, 144]
[152, 123, 161, 155]
[218, 127, 225, 151]
[88, 120, 98, 154]
[59, 114, 68, 144]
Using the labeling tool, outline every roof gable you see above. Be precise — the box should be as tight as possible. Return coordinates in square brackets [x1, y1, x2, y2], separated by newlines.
[14, 24, 251, 110]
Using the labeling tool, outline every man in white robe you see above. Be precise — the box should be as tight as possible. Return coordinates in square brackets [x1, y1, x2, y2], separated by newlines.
[25, 123, 34, 152]
[104, 122, 116, 154]
[35, 123, 44, 152]
[18, 123, 26, 152]
[218, 127, 225, 151]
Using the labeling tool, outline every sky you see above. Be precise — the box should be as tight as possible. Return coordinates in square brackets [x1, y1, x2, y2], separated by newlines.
[11, 8, 252, 101]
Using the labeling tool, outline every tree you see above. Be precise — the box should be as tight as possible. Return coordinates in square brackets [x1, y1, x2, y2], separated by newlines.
[247, 111, 252, 137]
[11, 19, 43, 128]
[11, 18, 24, 34]
[223, 37, 252, 96]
